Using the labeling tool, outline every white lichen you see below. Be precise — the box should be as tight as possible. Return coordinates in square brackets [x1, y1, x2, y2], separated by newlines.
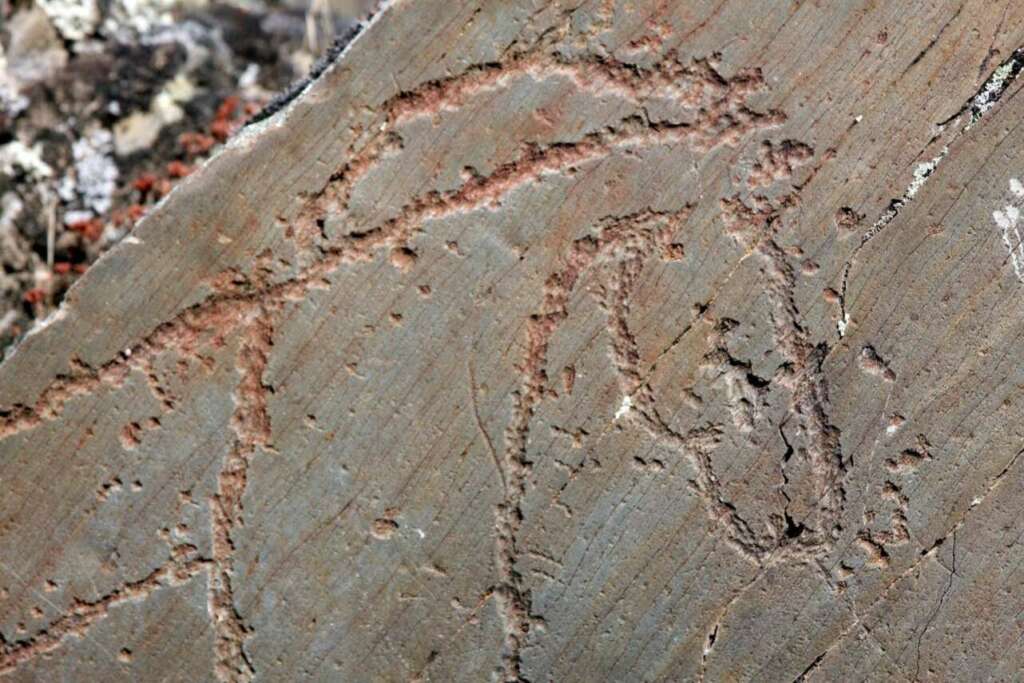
[614, 394, 634, 420]
[907, 146, 949, 199]
[0, 141, 53, 180]
[838, 51, 1024, 338]
[69, 128, 119, 216]
[238, 63, 260, 89]
[837, 315, 850, 337]
[102, 0, 176, 37]
[36, 0, 100, 42]
[994, 179, 1024, 284]
[0, 46, 30, 117]
[969, 59, 1018, 126]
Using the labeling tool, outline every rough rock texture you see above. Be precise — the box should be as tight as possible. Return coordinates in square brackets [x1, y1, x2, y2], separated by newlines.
[2, 0, 1024, 680]
[0, 0, 370, 351]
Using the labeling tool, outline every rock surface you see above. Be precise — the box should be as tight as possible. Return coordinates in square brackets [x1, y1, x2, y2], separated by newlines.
[3, 0, 1024, 680]
[0, 0, 369, 351]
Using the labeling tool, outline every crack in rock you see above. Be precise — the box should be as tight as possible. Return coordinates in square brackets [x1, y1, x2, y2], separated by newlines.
[836, 45, 1024, 337]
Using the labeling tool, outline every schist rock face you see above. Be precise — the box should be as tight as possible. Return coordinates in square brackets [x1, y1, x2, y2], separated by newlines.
[3, 2, 1024, 681]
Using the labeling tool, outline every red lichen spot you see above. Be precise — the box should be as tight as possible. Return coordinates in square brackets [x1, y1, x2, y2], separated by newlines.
[23, 288, 46, 304]
[210, 95, 242, 141]
[133, 173, 157, 193]
[113, 204, 148, 228]
[154, 178, 173, 198]
[179, 131, 216, 156]
[210, 118, 233, 141]
[216, 95, 240, 121]
[166, 161, 193, 178]
[68, 217, 104, 241]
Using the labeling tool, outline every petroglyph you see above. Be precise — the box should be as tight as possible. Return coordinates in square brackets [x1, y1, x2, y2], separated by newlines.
[0, 38, 793, 682]
[0, 539, 208, 676]
[4, 2, 1024, 681]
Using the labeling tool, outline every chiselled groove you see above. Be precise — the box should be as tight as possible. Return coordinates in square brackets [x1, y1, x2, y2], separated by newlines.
[493, 223, 598, 679]
[491, 208, 690, 681]
[466, 52, 787, 678]
[759, 232, 846, 561]
[567, 209, 797, 562]
[497, 196, 855, 677]
[0, 354, 173, 442]
[0, 48, 781, 446]
[286, 44, 782, 259]
[690, 144, 856, 677]
[712, 167, 847, 571]
[583, 212, 802, 563]
[855, 482, 911, 569]
[701, 326, 767, 434]
[389, 50, 762, 126]
[206, 307, 278, 683]
[0, 43, 788, 681]
[1, 295, 276, 679]
[747, 140, 814, 189]
[0, 55, 788, 679]
[0, 544, 208, 676]
[0, 25, 815, 682]
[855, 435, 932, 569]
[0, 292, 264, 441]
[298, 71, 782, 266]
[4, 2, 1024, 680]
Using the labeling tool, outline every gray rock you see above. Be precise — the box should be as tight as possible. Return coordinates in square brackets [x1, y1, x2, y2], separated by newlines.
[2, 1, 1024, 680]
